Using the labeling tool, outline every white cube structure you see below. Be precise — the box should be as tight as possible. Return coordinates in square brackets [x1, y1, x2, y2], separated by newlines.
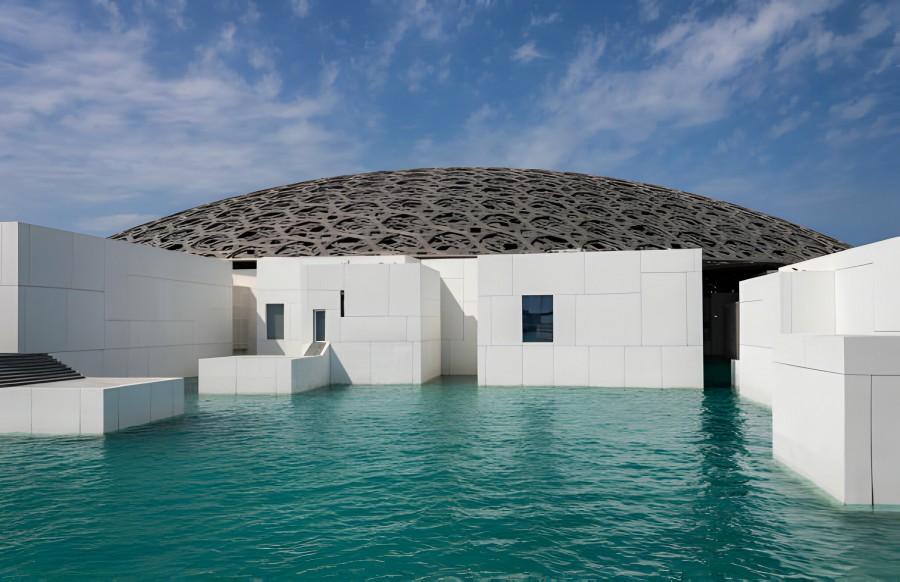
[0, 377, 184, 435]
[254, 257, 442, 384]
[199, 353, 331, 395]
[0, 222, 233, 378]
[735, 237, 900, 506]
[477, 249, 703, 387]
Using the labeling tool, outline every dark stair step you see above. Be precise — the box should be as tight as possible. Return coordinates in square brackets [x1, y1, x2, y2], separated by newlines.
[0, 353, 85, 389]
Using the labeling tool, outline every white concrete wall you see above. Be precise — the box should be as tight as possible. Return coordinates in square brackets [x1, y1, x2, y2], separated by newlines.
[254, 256, 440, 384]
[0, 378, 184, 435]
[736, 238, 900, 505]
[736, 237, 900, 406]
[0, 222, 233, 377]
[198, 352, 330, 395]
[785, 237, 900, 334]
[421, 258, 477, 375]
[232, 271, 258, 354]
[772, 335, 900, 505]
[735, 272, 783, 406]
[773, 363, 872, 504]
[477, 249, 703, 387]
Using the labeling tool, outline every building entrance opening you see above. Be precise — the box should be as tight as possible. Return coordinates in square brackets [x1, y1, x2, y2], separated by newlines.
[313, 310, 325, 342]
[701, 264, 773, 387]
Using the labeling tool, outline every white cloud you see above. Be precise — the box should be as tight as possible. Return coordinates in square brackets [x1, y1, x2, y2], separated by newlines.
[240, 2, 261, 25]
[511, 40, 546, 64]
[715, 128, 746, 154]
[163, 0, 187, 29]
[501, 1, 838, 169]
[638, 0, 660, 22]
[355, 0, 488, 92]
[830, 95, 877, 120]
[770, 110, 811, 138]
[289, 0, 310, 18]
[0, 2, 362, 234]
[776, 1, 894, 71]
[403, 54, 452, 92]
[77, 213, 158, 233]
[140, 0, 188, 29]
[92, 0, 125, 32]
[529, 12, 559, 28]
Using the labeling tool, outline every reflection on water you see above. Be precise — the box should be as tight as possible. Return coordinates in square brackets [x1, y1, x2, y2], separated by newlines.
[2, 383, 900, 578]
[685, 387, 773, 576]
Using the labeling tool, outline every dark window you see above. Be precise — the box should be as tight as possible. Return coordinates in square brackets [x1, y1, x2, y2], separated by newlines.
[313, 310, 326, 341]
[340, 290, 345, 317]
[266, 304, 284, 340]
[522, 295, 553, 342]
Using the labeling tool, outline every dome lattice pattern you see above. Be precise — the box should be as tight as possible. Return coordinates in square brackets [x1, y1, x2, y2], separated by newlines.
[111, 167, 849, 264]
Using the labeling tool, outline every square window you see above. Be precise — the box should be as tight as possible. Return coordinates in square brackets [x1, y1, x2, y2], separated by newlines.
[266, 304, 284, 340]
[522, 295, 553, 342]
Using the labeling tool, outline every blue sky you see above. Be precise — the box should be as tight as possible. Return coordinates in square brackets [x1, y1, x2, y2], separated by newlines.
[0, 0, 897, 245]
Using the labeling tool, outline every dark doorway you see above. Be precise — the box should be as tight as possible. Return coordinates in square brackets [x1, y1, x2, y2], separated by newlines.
[313, 310, 326, 342]
[702, 262, 777, 387]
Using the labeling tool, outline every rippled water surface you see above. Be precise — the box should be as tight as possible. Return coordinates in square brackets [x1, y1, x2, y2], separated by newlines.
[3, 380, 900, 579]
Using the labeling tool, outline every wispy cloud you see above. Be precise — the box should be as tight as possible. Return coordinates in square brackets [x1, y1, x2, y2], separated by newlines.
[830, 95, 877, 120]
[289, 0, 310, 18]
[776, 1, 894, 71]
[638, 0, 660, 22]
[770, 111, 811, 138]
[354, 0, 489, 92]
[500, 1, 841, 168]
[0, 2, 362, 233]
[403, 54, 452, 92]
[511, 40, 547, 63]
[529, 12, 559, 28]
[92, 0, 125, 32]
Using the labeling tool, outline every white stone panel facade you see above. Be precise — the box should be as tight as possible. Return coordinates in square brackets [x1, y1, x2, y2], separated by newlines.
[0, 222, 233, 378]
[0, 377, 184, 435]
[477, 249, 703, 387]
[421, 258, 478, 376]
[198, 352, 330, 395]
[736, 237, 900, 506]
[736, 237, 900, 406]
[254, 256, 440, 384]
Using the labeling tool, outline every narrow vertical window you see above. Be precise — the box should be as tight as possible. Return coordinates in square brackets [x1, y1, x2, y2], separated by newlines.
[313, 310, 326, 341]
[340, 290, 345, 317]
[266, 304, 284, 340]
[522, 295, 553, 342]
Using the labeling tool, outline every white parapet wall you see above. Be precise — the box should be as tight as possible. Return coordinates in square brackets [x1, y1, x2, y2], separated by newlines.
[254, 257, 441, 385]
[0, 377, 184, 435]
[198, 352, 331, 395]
[0, 222, 233, 378]
[734, 272, 784, 406]
[477, 249, 704, 387]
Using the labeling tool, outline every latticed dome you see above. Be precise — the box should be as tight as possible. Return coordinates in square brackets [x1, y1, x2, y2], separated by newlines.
[111, 167, 849, 265]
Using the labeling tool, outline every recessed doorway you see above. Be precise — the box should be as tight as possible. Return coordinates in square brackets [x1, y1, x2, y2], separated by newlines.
[313, 310, 326, 342]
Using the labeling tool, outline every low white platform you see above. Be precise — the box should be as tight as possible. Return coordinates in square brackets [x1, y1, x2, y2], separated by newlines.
[198, 350, 331, 395]
[0, 377, 185, 435]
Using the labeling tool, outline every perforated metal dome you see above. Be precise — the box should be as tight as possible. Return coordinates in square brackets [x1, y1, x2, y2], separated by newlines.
[111, 167, 849, 265]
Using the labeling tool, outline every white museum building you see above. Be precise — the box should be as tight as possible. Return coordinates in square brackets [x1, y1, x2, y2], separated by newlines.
[0, 167, 897, 507]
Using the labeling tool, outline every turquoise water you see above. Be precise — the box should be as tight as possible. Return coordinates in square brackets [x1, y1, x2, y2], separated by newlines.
[3, 380, 900, 579]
